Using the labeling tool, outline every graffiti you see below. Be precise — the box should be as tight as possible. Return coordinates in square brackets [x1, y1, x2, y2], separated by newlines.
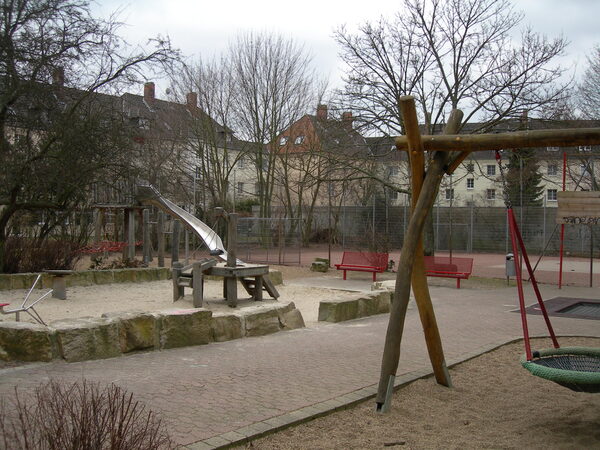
[561, 216, 600, 225]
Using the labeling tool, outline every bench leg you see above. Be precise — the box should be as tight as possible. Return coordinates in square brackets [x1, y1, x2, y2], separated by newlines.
[343, 270, 347, 280]
[373, 272, 376, 282]
[457, 278, 460, 289]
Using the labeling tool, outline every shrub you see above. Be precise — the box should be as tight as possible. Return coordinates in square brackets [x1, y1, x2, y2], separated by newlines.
[0, 380, 174, 449]
[2, 237, 82, 274]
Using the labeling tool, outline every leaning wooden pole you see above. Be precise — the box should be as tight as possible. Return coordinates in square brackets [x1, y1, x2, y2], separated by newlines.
[409, 109, 463, 389]
[376, 96, 451, 412]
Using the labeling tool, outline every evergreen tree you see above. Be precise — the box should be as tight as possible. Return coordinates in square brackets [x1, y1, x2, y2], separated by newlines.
[505, 148, 545, 206]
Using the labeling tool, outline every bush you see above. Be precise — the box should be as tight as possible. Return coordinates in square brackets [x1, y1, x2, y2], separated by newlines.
[2, 237, 82, 274]
[0, 380, 174, 449]
[89, 256, 147, 270]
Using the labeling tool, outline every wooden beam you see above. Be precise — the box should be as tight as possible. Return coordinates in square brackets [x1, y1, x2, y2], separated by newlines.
[376, 97, 452, 412]
[395, 128, 600, 152]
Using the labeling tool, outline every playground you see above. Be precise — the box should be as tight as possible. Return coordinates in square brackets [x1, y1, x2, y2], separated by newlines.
[0, 100, 599, 448]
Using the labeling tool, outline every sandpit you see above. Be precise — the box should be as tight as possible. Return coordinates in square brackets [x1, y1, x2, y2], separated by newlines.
[0, 265, 359, 326]
[245, 336, 600, 450]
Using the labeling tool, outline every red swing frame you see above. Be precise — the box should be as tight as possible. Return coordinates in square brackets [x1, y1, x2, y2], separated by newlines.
[496, 151, 560, 360]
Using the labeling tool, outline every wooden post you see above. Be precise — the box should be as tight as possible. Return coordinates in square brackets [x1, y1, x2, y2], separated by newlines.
[192, 262, 203, 308]
[172, 261, 184, 301]
[127, 208, 135, 260]
[172, 219, 181, 263]
[157, 211, 165, 267]
[376, 96, 452, 412]
[143, 209, 151, 264]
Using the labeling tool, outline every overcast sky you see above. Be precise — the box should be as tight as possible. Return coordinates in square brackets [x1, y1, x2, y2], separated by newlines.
[95, 0, 600, 100]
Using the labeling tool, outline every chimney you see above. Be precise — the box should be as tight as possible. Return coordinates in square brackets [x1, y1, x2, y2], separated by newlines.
[186, 92, 198, 109]
[342, 111, 353, 130]
[316, 104, 328, 120]
[52, 67, 64, 86]
[144, 82, 155, 103]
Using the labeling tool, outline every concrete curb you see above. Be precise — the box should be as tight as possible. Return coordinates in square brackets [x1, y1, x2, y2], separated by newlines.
[184, 333, 595, 449]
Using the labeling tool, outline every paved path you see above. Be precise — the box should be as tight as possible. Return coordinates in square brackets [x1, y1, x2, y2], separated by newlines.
[0, 282, 598, 448]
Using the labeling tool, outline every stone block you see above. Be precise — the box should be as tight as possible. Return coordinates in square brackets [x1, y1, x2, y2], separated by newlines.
[241, 306, 281, 337]
[376, 291, 392, 314]
[267, 270, 283, 285]
[135, 269, 156, 282]
[0, 274, 12, 290]
[155, 308, 212, 349]
[11, 274, 37, 290]
[69, 271, 94, 287]
[93, 270, 114, 285]
[51, 317, 121, 362]
[210, 313, 243, 342]
[0, 322, 55, 362]
[101, 311, 156, 353]
[357, 294, 379, 318]
[156, 268, 170, 280]
[112, 269, 137, 284]
[318, 299, 359, 323]
[279, 308, 305, 330]
[272, 301, 305, 330]
[314, 257, 330, 264]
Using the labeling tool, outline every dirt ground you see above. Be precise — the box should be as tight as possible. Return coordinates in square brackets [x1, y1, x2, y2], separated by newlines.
[244, 336, 600, 450]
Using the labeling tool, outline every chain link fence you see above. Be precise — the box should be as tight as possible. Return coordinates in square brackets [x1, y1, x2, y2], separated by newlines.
[239, 193, 599, 265]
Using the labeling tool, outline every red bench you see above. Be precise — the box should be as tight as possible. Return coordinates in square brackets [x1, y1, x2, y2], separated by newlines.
[423, 256, 473, 289]
[335, 251, 389, 282]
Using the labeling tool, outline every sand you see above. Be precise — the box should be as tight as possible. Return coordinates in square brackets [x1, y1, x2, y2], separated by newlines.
[0, 265, 358, 326]
[245, 336, 600, 450]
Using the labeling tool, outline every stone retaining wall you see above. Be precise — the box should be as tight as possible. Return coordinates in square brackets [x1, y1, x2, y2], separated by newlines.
[0, 268, 283, 290]
[318, 291, 392, 323]
[0, 301, 304, 363]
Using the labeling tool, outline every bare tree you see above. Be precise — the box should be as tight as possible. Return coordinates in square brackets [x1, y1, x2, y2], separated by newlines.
[577, 45, 600, 120]
[170, 57, 247, 216]
[335, 0, 569, 136]
[0, 0, 176, 271]
[230, 32, 320, 218]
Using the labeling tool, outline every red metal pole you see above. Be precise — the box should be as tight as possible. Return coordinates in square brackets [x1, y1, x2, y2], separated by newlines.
[508, 208, 532, 361]
[558, 152, 567, 288]
[510, 210, 560, 349]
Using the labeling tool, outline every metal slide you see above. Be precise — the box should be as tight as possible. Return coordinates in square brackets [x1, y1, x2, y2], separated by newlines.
[136, 185, 231, 263]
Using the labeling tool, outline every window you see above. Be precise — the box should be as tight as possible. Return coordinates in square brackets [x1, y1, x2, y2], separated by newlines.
[255, 183, 261, 195]
[547, 164, 557, 176]
[547, 189, 557, 201]
[466, 178, 474, 190]
[578, 145, 592, 152]
[466, 163, 474, 173]
[486, 189, 496, 200]
[389, 166, 399, 176]
[294, 135, 305, 145]
[486, 165, 496, 176]
[237, 182, 244, 194]
[279, 136, 288, 146]
[237, 157, 245, 169]
[546, 146, 559, 152]
[388, 190, 398, 200]
[445, 189, 454, 200]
